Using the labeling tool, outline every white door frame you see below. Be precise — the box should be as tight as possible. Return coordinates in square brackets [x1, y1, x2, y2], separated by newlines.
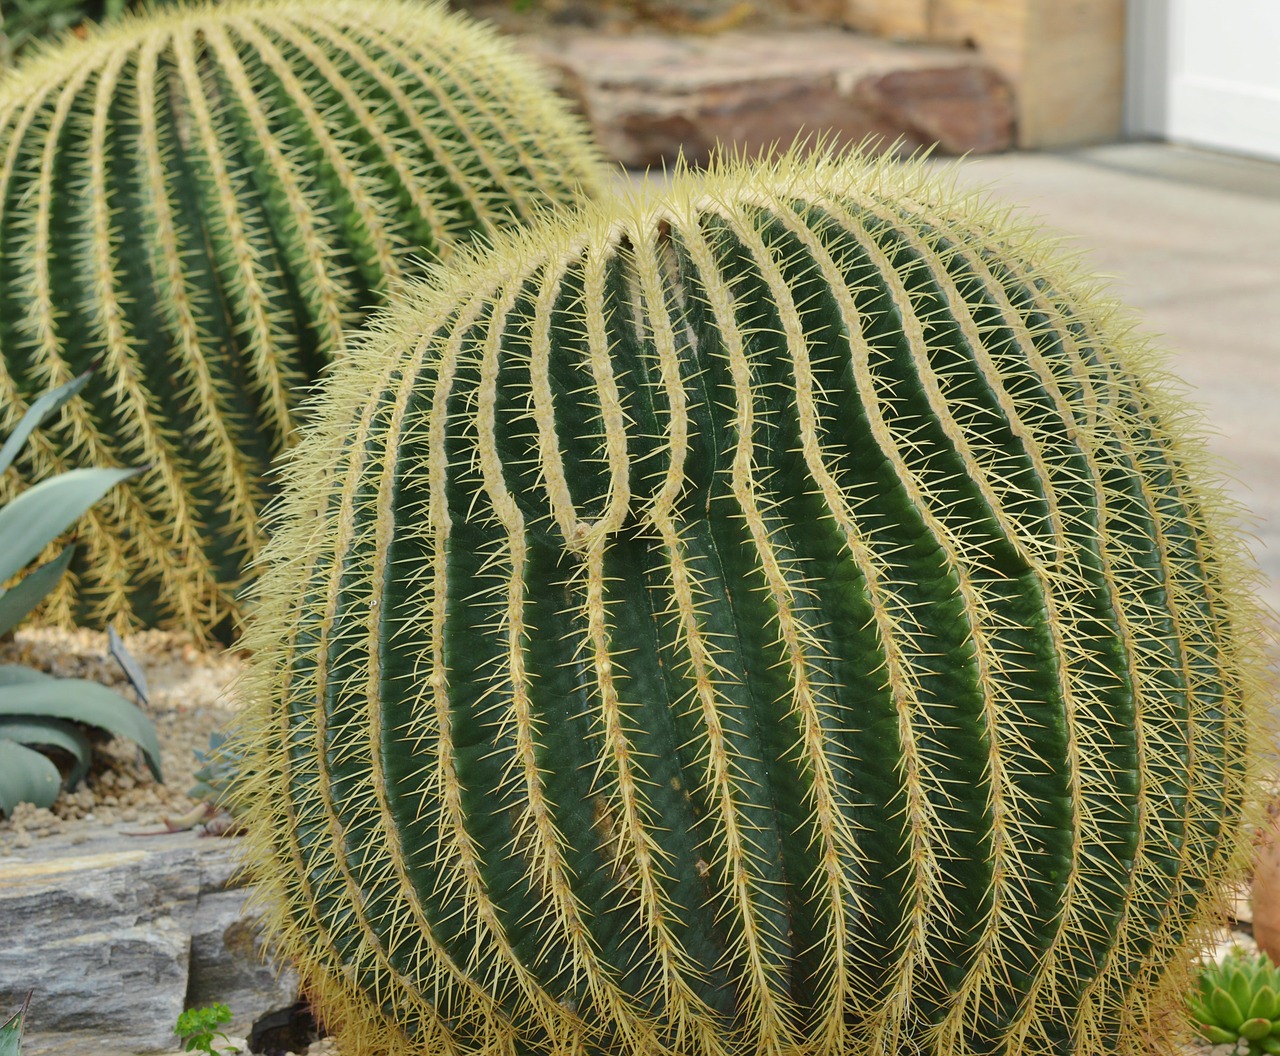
[1125, 0, 1170, 138]
[1128, 0, 1280, 160]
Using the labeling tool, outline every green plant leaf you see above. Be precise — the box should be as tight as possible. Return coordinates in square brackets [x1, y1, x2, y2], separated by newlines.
[1241, 1017, 1274, 1041]
[1211, 987, 1247, 1032]
[1229, 965, 1258, 1021]
[107, 626, 149, 706]
[0, 369, 92, 474]
[0, 666, 162, 781]
[0, 467, 138, 585]
[0, 991, 31, 1056]
[1249, 984, 1280, 1023]
[1262, 1035, 1280, 1055]
[0, 717, 91, 788]
[0, 737, 63, 815]
[0, 544, 75, 638]
[1199, 1023, 1239, 1045]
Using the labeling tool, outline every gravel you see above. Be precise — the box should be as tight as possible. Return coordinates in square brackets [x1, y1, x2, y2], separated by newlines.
[0, 625, 245, 849]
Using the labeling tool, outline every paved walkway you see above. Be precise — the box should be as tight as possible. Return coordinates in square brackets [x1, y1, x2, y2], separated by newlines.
[943, 143, 1280, 619]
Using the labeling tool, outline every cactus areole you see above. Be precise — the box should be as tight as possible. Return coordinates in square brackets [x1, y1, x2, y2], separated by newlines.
[237, 153, 1266, 1056]
[0, 0, 606, 637]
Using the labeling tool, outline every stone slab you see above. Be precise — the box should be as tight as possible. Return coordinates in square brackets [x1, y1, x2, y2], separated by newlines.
[0, 825, 295, 1056]
[523, 28, 1014, 167]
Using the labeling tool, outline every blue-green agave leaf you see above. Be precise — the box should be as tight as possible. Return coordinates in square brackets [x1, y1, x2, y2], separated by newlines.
[0, 666, 161, 781]
[107, 626, 149, 706]
[0, 737, 62, 815]
[0, 370, 92, 474]
[0, 991, 31, 1056]
[0, 467, 138, 585]
[0, 544, 75, 638]
[0, 717, 91, 788]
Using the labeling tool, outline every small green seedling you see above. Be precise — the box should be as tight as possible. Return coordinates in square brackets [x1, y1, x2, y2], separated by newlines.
[174, 1003, 236, 1056]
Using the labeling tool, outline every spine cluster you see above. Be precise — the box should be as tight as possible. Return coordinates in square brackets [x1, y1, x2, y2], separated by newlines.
[236, 153, 1267, 1056]
[0, 0, 605, 635]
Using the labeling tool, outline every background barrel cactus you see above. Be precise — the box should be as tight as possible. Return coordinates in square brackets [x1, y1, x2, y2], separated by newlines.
[0, 0, 607, 637]
[235, 150, 1268, 1056]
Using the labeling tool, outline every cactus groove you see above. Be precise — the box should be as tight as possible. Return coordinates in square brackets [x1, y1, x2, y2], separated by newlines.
[0, 0, 607, 637]
[236, 151, 1268, 1056]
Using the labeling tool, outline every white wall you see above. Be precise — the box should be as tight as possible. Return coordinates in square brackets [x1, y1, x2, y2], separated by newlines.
[1127, 0, 1280, 161]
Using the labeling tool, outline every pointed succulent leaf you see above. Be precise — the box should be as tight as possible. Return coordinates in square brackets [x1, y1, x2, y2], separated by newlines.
[1248, 983, 1280, 1023]
[1241, 1018, 1274, 1042]
[1198, 1023, 1240, 1045]
[0, 468, 138, 584]
[0, 717, 91, 788]
[0, 666, 161, 781]
[0, 737, 63, 815]
[1229, 964, 1257, 1013]
[0, 369, 92, 474]
[1211, 988, 1248, 1032]
[0, 545, 76, 638]
[107, 627, 149, 707]
[1261, 1035, 1280, 1055]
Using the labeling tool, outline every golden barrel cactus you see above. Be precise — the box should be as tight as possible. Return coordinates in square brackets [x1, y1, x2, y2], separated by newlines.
[236, 151, 1268, 1056]
[0, 0, 607, 637]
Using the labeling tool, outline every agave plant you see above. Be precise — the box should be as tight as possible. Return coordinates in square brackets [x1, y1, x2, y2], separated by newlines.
[187, 728, 244, 815]
[0, 371, 160, 816]
[1190, 949, 1280, 1055]
[234, 149, 1266, 1056]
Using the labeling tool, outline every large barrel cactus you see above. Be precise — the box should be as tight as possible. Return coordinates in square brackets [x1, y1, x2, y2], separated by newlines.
[235, 151, 1268, 1056]
[0, 0, 606, 636]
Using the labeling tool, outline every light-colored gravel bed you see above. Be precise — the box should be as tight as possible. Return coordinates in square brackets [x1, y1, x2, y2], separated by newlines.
[0, 625, 244, 848]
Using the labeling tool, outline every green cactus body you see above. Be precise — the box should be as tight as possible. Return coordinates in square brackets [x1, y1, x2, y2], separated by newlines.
[0, 0, 606, 637]
[235, 151, 1268, 1056]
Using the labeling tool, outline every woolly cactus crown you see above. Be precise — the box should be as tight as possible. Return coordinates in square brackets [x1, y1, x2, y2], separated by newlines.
[0, 0, 607, 637]
[236, 148, 1268, 1056]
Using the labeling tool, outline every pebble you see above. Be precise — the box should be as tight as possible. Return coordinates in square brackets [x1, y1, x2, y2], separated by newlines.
[0, 627, 244, 851]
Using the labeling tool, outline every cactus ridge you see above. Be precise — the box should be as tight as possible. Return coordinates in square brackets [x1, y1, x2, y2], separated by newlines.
[236, 149, 1269, 1056]
[0, 0, 607, 636]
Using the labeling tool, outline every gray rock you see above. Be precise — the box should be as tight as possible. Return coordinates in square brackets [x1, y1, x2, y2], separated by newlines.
[188, 887, 297, 1027]
[0, 824, 296, 1055]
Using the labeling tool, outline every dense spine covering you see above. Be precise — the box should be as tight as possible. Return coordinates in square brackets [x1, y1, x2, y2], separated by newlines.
[0, 0, 607, 636]
[236, 151, 1268, 1056]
